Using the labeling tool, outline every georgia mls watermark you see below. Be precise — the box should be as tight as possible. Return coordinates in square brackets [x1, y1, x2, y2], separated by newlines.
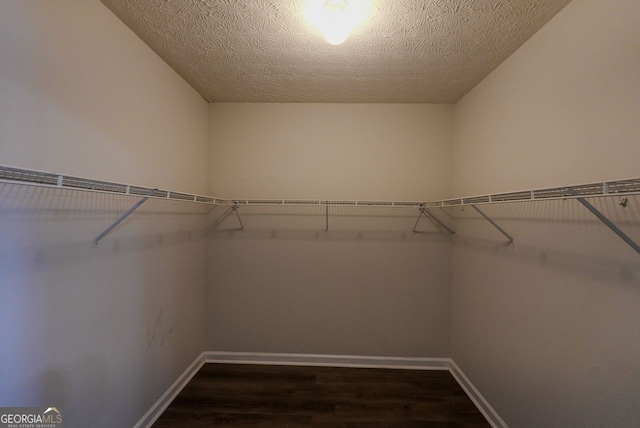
[0, 407, 62, 428]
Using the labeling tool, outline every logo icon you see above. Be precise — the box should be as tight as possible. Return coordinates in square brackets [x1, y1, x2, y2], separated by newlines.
[0, 406, 63, 427]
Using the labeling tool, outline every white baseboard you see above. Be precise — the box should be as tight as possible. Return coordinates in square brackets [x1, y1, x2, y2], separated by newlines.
[133, 352, 205, 428]
[137, 351, 506, 428]
[204, 351, 450, 370]
[449, 359, 508, 428]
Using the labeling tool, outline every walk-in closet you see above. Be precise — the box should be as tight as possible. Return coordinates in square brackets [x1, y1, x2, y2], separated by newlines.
[1, 1, 638, 427]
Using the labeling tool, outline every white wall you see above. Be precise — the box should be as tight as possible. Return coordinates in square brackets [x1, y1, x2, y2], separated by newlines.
[0, 1, 208, 194]
[453, 0, 640, 196]
[4, 0, 639, 426]
[206, 103, 454, 357]
[209, 103, 453, 201]
[451, 0, 640, 426]
[0, 1, 209, 427]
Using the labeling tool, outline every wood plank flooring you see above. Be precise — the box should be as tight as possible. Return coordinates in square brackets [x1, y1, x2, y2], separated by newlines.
[153, 364, 490, 427]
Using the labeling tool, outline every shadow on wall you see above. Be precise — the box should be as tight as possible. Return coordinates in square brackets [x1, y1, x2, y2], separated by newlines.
[0, 183, 207, 427]
[449, 195, 639, 287]
[206, 204, 452, 243]
[204, 203, 455, 358]
[449, 197, 640, 427]
[453, 235, 638, 288]
[0, 184, 209, 274]
[33, 355, 107, 424]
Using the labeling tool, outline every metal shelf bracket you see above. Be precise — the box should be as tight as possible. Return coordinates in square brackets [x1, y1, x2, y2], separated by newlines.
[232, 203, 244, 232]
[412, 209, 425, 233]
[2, 165, 638, 252]
[471, 205, 515, 246]
[94, 189, 155, 247]
[567, 188, 640, 255]
[325, 203, 329, 234]
[414, 206, 456, 235]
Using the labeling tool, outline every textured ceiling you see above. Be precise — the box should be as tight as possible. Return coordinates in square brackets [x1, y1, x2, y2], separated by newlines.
[100, 0, 572, 103]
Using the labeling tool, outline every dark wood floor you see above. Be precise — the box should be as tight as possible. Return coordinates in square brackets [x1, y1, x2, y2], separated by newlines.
[153, 364, 490, 427]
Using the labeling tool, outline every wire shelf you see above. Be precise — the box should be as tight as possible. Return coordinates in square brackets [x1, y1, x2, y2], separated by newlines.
[0, 165, 215, 205]
[1, 164, 639, 209]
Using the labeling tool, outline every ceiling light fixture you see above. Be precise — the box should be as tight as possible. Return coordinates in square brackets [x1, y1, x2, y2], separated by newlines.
[305, 0, 369, 46]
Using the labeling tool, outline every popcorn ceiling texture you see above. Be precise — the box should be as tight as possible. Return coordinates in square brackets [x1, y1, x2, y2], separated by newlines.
[100, 0, 572, 103]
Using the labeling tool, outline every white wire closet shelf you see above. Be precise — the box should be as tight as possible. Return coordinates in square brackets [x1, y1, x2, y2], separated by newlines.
[1, 164, 639, 254]
[0, 164, 220, 205]
[2, 164, 639, 208]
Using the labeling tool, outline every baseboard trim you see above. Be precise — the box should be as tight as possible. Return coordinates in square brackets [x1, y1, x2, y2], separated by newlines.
[449, 360, 507, 428]
[133, 352, 205, 428]
[137, 351, 506, 428]
[205, 351, 450, 370]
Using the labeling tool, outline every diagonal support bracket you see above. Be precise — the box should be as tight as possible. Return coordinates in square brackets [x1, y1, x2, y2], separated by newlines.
[232, 203, 244, 232]
[94, 189, 156, 247]
[471, 205, 515, 246]
[567, 188, 639, 255]
[325, 203, 329, 234]
[412, 209, 423, 233]
[413, 206, 456, 235]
